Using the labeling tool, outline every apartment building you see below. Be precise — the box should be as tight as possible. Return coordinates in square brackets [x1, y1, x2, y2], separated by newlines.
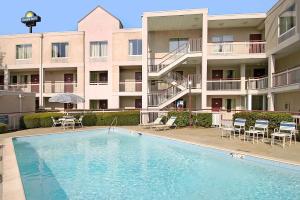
[0, 0, 299, 113]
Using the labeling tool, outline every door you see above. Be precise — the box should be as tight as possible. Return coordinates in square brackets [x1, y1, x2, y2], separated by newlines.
[253, 68, 266, 78]
[0, 75, 4, 89]
[249, 34, 262, 53]
[99, 100, 108, 109]
[135, 72, 142, 92]
[30, 74, 39, 93]
[212, 70, 223, 79]
[135, 99, 142, 109]
[212, 98, 223, 112]
[64, 74, 73, 93]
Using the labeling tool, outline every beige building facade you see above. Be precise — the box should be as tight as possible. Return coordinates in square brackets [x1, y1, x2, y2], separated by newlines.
[0, 1, 299, 113]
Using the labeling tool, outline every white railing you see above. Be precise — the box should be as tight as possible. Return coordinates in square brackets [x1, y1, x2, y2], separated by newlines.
[189, 74, 202, 89]
[207, 79, 241, 91]
[148, 38, 202, 73]
[8, 83, 40, 93]
[119, 81, 142, 92]
[207, 42, 266, 55]
[273, 66, 300, 88]
[43, 81, 78, 93]
[246, 77, 268, 90]
[148, 86, 182, 107]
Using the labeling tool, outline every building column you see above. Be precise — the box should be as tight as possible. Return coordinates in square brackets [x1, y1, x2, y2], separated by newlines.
[201, 11, 208, 110]
[262, 95, 266, 111]
[268, 55, 275, 111]
[3, 65, 9, 90]
[39, 67, 44, 108]
[247, 94, 252, 111]
[142, 15, 148, 110]
[240, 64, 246, 93]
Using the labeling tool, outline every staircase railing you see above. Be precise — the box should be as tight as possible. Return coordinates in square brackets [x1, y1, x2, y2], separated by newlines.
[148, 38, 202, 73]
[164, 72, 188, 89]
[148, 86, 184, 107]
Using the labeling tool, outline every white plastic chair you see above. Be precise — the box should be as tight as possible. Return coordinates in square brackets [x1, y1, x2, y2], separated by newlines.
[271, 122, 296, 148]
[51, 117, 62, 127]
[221, 118, 246, 139]
[245, 120, 269, 143]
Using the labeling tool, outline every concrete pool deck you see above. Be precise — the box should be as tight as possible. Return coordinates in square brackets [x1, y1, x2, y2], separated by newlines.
[0, 126, 299, 200]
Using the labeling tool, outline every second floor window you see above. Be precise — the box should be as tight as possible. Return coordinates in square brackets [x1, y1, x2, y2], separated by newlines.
[279, 4, 296, 36]
[16, 44, 32, 59]
[90, 71, 108, 84]
[129, 40, 142, 55]
[90, 41, 108, 57]
[169, 38, 188, 52]
[52, 43, 69, 58]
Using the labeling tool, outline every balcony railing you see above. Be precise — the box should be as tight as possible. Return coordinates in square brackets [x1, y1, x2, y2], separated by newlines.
[246, 77, 268, 90]
[8, 83, 40, 93]
[119, 81, 142, 92]
[0, 85, 4, 90]
[148, 38, 202, 73]
[189, 74, 202, 89]
[207, 42, 266, 55]
[273, 66, 300, 88]
[44, 81, 78, 93]
[207, 79, 241, 91]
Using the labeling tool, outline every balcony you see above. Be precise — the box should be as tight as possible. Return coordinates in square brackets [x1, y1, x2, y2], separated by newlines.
[273, 66, 300, 88]
[246, 77, 268, 90]
[43, 81, 78, 93]
[207, 42, 266, 56]
[8, 83, 39, 93]
[207, 79, 241, 91]
[119, 81, 142, 92]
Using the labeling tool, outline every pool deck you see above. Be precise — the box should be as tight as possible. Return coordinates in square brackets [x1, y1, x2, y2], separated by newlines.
[0, 126, 299, 200]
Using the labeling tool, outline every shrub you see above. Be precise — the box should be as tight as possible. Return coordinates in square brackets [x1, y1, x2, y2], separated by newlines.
[23, 113, 63, 129]
[233, 111, 293, 133]
[168, 111, 190, 127]
[0, 123, 8, 134]
[82, 114, 97, 126]
[193, 113, 212, 128]
[96, 111, 140, 126]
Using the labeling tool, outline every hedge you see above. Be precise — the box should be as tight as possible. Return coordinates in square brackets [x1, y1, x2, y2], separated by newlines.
[82, 111, 140, 126]
[0, 123, 8, 134]
[233, 112, 293, 133]
[193, 113, 212, 128]
[167, 111, 190, 127]
[23, 113, 63, 129]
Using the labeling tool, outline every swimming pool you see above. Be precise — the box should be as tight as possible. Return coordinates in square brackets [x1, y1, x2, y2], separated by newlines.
[13, 128, 300, 200]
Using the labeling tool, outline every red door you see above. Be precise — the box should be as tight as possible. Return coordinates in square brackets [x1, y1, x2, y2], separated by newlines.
[135, 72, 142, 92]
[135, 99, 142, 109]
[31, 75, 39, 93]
[249, 34, 262, 53]
[0, 75, 4, 89]
[64, 74, 73, 93]
[212, 98, 222, 112]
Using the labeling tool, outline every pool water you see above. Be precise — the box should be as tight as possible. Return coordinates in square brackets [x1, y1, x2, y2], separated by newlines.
[13, 128, 300, 200]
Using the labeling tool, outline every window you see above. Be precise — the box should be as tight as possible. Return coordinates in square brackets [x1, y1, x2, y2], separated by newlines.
[16, 44, 32, 59]
[169, 38, 188, 52]
[90, 41, 108, 57]
[10, 75, 17, 84]
[90, 100, 108, 109]
[20, 75, 28, 84]
[211, 35, 234, 53]
[52, 43, 69, 58]
[211, 35, 234, 43]
[90, 71, 108, 84]
[129, 40, 142, 55]
[279, 4, 296, 36]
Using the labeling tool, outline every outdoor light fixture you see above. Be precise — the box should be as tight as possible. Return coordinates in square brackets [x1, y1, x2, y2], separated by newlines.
[21, 11, 41, 33]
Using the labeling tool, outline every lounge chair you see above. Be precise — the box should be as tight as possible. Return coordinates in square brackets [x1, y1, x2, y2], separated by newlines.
[271, 122, 297, 148]
[245, 120, 269, 143]
[75, 115, 83, 127]
[51, 117, 62, 127]
[139, 116, 163, 128]
[153, 116, 177, 131]
[221, 118, 246, 139]
[62, 118, 75, 130]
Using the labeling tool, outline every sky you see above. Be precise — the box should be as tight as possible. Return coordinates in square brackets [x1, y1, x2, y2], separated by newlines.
[0, 0, 278, 35]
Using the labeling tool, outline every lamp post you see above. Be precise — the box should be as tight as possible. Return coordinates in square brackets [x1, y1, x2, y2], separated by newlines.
[188, 75, 192, 127]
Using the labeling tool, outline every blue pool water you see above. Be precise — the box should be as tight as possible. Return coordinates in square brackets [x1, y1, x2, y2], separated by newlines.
[13, 128, 300, 200]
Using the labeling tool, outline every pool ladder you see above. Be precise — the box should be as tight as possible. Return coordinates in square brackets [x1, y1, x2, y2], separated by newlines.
[108, 117, 118, 133]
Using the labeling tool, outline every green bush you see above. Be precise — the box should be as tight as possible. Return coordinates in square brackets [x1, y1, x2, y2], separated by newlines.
[168, 111, 190, 127]
[193, 113, 212, 128]
[0, 123, 8, 134]
[233, 112, 293, 133]
[82, 114, 97, 126]
[23, 113, 63, 129]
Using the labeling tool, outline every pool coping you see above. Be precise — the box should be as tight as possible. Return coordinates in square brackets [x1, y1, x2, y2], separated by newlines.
[3, 127, 300, 200]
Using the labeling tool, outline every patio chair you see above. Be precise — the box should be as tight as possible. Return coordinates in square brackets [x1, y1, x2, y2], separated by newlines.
[153, 116, 177, 131]
[62, 118, 75, 130]
[139, 116, 163, 128]
[75, 115, 84, 127]
[271, 122, 297, 148]
[51, 117, 62, 127]
[245, 120, 269, 143]
[221, 118, 246, 139]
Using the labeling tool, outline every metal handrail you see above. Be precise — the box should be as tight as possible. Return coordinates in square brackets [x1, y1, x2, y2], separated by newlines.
[108, 117, 118, 133]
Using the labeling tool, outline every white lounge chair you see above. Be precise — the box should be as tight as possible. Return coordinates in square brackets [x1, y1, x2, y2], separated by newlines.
[51, 117, 62, 127]
[271, 122, 297, 148]
[62, 118, 75, 130]
[139, 116, 163, 128]
[153, 116, 177, 131]
[75, 115, 83, 127]
[221, 118, 246, 139]
[245, 120, 269, 143]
